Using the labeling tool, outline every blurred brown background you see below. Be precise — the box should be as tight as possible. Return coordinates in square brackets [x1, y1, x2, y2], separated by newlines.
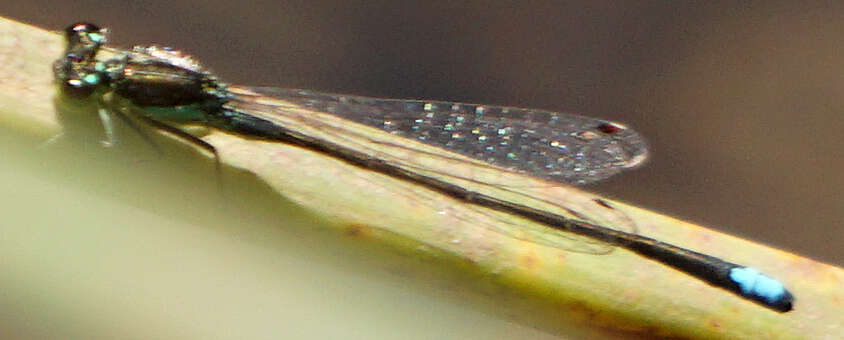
[3, 1, 842, 265]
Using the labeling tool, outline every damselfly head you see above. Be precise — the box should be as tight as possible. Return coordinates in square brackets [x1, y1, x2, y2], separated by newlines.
[62, 22, 107, 63]
[54, 22, 109, 98]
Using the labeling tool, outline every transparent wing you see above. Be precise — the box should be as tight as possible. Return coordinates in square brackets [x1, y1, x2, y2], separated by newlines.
[223, 86, 642, 254]
[237, 87, 648, 185]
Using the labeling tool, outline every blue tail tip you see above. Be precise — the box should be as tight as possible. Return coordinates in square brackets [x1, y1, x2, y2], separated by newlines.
[729, 267, 794, 312]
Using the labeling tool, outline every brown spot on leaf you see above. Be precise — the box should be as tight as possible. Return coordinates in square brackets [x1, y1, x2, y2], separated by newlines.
[344, 224, 370, 237]
[521, 253, 540, 270]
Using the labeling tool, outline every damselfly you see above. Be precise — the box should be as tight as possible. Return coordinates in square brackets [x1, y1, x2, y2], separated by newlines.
[52, 22, 794, 312]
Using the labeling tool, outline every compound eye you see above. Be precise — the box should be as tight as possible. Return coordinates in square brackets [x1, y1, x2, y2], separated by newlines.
[62, 77, 97, 98]
[64, 22, 107, 46]
[65, 22, 101, 37]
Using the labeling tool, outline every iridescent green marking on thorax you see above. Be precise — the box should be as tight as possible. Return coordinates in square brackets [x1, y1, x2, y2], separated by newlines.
[140, 104, 209, 122]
